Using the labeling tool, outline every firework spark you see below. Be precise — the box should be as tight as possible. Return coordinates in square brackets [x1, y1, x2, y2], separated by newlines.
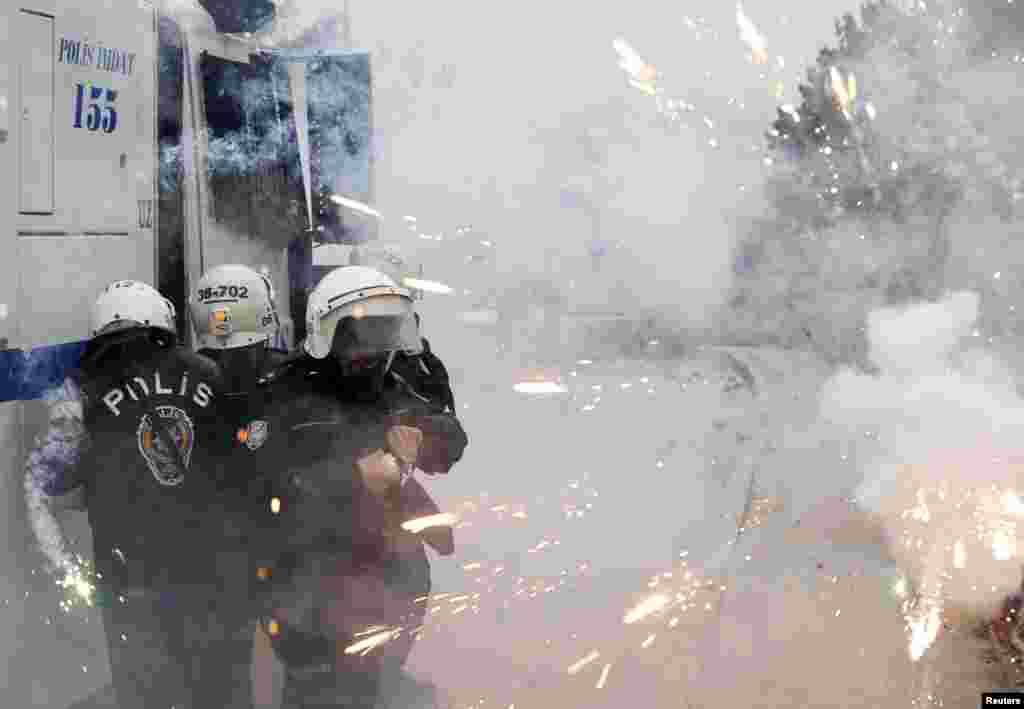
[611, 37, 695, 125]
[344, 627, 402, 656]
[953, 539, 966, 569]
[736, 3, 768, 64]
[513, 368, 568, 395]
[993, 528, 1015, 561]
[624, 594, 670, 624]
[828, 66, 856, 120]
[401, 512, 458, 534]
[612, 38, 658, 88]
[567, 650, 601, 675]
[737, 495, 784, 531]
[401, 277, 454, 295]
[329, 194, 383, 219]
[906, 599, 943, 662]
[58, 563, 96, 607]
[513, 381, 568, 395]
[1002, 489, 1024, 517]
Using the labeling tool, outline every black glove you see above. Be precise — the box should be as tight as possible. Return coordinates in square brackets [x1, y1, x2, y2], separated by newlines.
[385, 412, 467, 474]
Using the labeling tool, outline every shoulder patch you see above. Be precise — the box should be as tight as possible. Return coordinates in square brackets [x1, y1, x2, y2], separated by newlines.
[137, 405, 194, 486]
[242, 420, 269, 451]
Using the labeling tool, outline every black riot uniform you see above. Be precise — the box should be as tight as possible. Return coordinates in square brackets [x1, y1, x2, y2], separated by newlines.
[200, 346, 295, 622]
[44, 329, 255, 709]
[248, 339, 467, 709]
[203, 345, 292, 497]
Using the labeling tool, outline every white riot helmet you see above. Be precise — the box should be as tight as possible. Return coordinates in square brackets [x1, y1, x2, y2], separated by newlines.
[90, 280, 177, 339]
[188, 264, 280, 350]
[303, 266, 422, 363]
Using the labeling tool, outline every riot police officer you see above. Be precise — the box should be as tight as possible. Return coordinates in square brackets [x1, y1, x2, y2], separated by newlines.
[188, 264, 286, 391]
[25, 280, 254, 709]
[258, 266, 468, 708]
[186, 263, 294, 704]
[187, 264, 289, 476]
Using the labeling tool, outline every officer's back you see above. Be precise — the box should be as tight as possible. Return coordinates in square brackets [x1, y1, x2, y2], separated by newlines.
[77, 325, 227, 587]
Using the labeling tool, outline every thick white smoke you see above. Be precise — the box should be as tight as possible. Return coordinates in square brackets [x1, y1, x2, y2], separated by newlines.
[346, 0, 856, 334]
[821, 291, 1024, 614]
[23, 380, 88, 581]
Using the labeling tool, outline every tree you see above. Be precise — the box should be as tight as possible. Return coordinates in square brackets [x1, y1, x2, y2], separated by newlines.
[726, 0, 1024, 364]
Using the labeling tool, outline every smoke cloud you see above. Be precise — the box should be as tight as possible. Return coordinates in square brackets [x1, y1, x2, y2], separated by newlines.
[23, 379, 88, 577]
[822, 292, 1024, 611]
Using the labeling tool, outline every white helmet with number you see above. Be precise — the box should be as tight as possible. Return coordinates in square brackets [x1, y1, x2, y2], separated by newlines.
[90, 280, 176, 339]
[303, 266, 422, 361]
[188, 264, 280, 350]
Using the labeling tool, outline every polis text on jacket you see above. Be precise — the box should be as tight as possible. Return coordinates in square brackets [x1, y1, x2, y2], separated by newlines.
[102, 371, 212, 416]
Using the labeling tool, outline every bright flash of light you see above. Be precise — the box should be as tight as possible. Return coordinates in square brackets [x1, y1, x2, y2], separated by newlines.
[993, 528, 1016, 561]
[907, 601, 943, 662]
[59, 567, 95, 606]
[595, 663, 612, 689]
[567, 650, 601, 675]
[1002, 489, 1024, 517]
[513, 381, 568, 395]
[344, 628, 401, 655]
[612, 39, 699, 125]
[735, 3, 768, 64]
[953, 540, 966, 569]
[740, 495, 785, 532]
[513, 368, 567, 395]
[828, 66, 856, 119]
[624, 594, 670, 624]
[612, 38, 657, 85]
[270, 497, 281, 515]
[329, 195, 383, 219]
[401, 512, 458, 534]
[909, 488, 931, 523]
[629, 79, 658, 96]
[401, 277, 454, 295]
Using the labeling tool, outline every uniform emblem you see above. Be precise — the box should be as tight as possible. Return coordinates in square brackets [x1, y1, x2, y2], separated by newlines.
[244, 420, 269, 451]
[136, 405, 195, 486]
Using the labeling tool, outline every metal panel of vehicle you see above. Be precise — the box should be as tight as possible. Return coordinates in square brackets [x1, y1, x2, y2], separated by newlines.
[18, 234, 152, 348]
[18, 11, 55, 214]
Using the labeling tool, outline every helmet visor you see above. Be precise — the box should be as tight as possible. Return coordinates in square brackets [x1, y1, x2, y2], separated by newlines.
[320, 295, 422, 362]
